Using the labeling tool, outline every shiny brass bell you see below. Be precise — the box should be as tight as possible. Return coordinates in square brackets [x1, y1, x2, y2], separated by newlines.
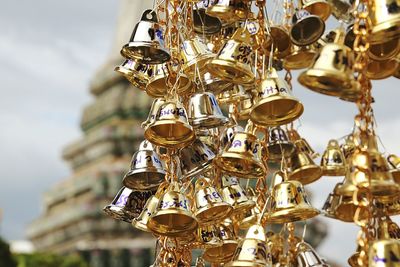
[142, 98, 166, 129]
[250, 68, 304, 126]
[369, 0, 400, 44]
[202, 72, 233, 95]
[366, 58, 399, 80]
[225, 224, 270, 267]
[320, 139, 347, 176]
[146, 64, 192, 97]
[266, 25, 292, 59]
[267, 126, 296, 161]
[369, 38, 400, 61]
[328, 0, 354, 23]
[221, 176, 256, 215]
[283, 45, 318, 70]
[188, 92, 228, 129]
[180, 139, 215, 181]
[147, 182, 198, 237]
[378, 216, 400, 240]
[215, 123, 266, 178]
[207, 28, 255, 85]
[104, 187, 153, 223]
[269, 180, 320, 223]
[300, 0, 332, 21]
[296, 242, 330, 267]
[206, 0, 249, 24]
[236, 92, 255, 121]
[123, 140, 165, 190]
[288, 129, 319, 159]
[193, 177, 233, 224]
[321, 192, 340, 220]
[192, 224, 223, 249]
[388, 154, 400, 183]
[290, 9, 325, 46]
[369, 239, 400, 267]
[181, 36, 215, 78]
[203, 219, 239, 263]
[144, 100, 196, 148]
[121, 10, 170, 64]
[219, 124, 245, 152]
[298, 28, 354, 96]
[114, 60, 151, 90]
[193, 8, 222, 35]
[239, 188, 262, 229]
[289, 149, 322, 185]
[341, 134, 357, 161]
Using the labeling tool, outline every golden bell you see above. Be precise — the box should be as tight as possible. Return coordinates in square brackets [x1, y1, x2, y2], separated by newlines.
[219, 124, 245, 152]
[369, 239, 400, 267]
[283, 45, 318, 70]
[207, 28, 255, 85]
[369, 0, 400, 44]
[366, 59, 399, 80]
[123, 140, 166, 190]
[114, 60, 151, 90]
[146, 64, 192, 97]
[348, 135, 400, 203]
[300, 0, 332, 21]
[203, 219, 239, 263]
[202, 72, 234, 95]
[121, 9, 170, 64]
[239, 188, 262, 229]
[206, 0, 249, 24]
[132, 183, 169, 232]
[267, 126, 296, 161]
[188, 92, 228, 129]
[181, 36, 215, 78]
[250, 68, 304, 126]
[180, 139, 215, 181]
[296, 242, 329, 267]
[288, 129, 319, 159]
[378, 216, 400, 240]
[193, 177, 233, 224]
[266, 25, 292, 59]
[370, 38, 400, 61]
[225, 224, 270, 267]
[328, 0, 354, 23]
[193, 8, 222, 35]
[321, 192, 340, 219]
[144, 100, 195, 149]
[388, 154, 400, 183]
[214, 124, 266, 178]
[320, 139, 347, 176]
[147, 182, 198, 237]
[221, 176, 256, 215]
[348, 246, 361, 267]
[193, 224, 224, 249]
[290, 9, 325, 46]
[341, 134, 357, 161]
[103, 187, 153, 223]
[269, 180, 320, 223]
[298, 28, 354, 96]
[289, 149, 322, 185]
[142, 98, 166, 129]
[236, 92, 255, 121]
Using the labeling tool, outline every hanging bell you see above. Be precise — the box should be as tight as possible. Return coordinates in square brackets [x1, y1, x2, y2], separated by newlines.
[225, 224, 270, 267]
[298, 28, 355, 96]
[147, 182, 198, 237]
[187, 92, 228, 129]
[300, 0, 332, 21]
[267, 126, 296, 162]
[122, 140, 165, 190]
[235, 92, 255, 121]
[366, 58, 399, 80]
[288, 129, 319, 159]
[320, 139, 347, 176]
[327, 0, 354, 23]
[193, 177, 233, 224]
[146, 64, 192, 97]
[207, 28, 255, 85]
[266, 25, 292, 59]
[239, 188, 262, 229]
[192, 224, 224, 249]
[144, 100, 196, 148]
[121, 10, 170, 64]
[269, 180, 320, 223]
[180, 36, 215, 78]
[103, 187, 153, 223]
[283, 44, 318, 70]
[180, 139, 215, 181]
[203, 219, 239, 263]
[369, 239, 400, 267]
[219, 124, 245, 152]
[251, 68, 304, 127]
[214, 123, 266, 178]
[202, 72, 234, 95]
[206, 0, 249, 24]
[296, 241, 330, 267]
[221, 176, 256, 215]
[289, 149, 322, 185]
[341, 134, 357, 161]
[388, 154, 400, 183]
[114, 60, 151, 90]
[142, 98, 166, 129]
[193, 8, 222, 35]
[290, 9, 325, 46]
[217, 85, 249, 104]
[321, 192, 340, 220]
[369, 0, 400, 44]
[378, 216, 400, 240]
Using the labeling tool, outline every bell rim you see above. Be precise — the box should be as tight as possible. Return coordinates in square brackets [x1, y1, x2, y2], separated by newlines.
[122, 170, 165, 190]
[206, 6, 246, 22]
[290, 14, 325, 46]
[303, 2, 332, 21]
[194, 202, 234, 223]
[115, 66, 149, 90]
[369, 19, 400, 44]
[207, 59, 255, 85]
[283, 49, 317, 70]
[366, 59, 398, 80]
[147, 210, 199, 237]
[250, 96, 304, 127]
[229, 200, 256, 215]
[203, 241, 239, 263]
[144, 121, 196, 149]
[182, 53, 215, 76]
[390, 169, 400, 184]
[268, 205, 320, 223]
[190, 115, 229, 129]
[321, 165, 347, 176]
[215, 154, 266, 178]
[288, 165, 322, 185]
[146, 75, 193, 97]
[192, 239, 224, 249]
[131, 218, 151, 232]
[121, 42, 171, 65]
[103, 205, 133, 223]
[357, 180, 400, 203]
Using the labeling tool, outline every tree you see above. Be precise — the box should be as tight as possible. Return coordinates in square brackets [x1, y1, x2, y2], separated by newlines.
[0, 237, 17, 267]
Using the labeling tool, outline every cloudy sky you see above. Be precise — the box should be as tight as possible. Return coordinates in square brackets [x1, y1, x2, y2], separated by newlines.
[0, 0, 399, 265]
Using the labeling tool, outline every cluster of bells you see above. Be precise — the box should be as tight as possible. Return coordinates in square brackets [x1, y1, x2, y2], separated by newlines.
[103, 0, 400, 265]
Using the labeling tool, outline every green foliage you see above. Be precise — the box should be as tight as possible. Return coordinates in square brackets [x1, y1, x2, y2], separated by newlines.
[15, 253, 88, 267]
[0, 237, 17, 267]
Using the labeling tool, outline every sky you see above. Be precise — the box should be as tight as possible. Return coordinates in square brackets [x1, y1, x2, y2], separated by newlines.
[0, 0, 399, 266]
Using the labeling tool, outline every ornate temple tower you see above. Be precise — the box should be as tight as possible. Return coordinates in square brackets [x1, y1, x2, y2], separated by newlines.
[27, 1, 155, 266]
